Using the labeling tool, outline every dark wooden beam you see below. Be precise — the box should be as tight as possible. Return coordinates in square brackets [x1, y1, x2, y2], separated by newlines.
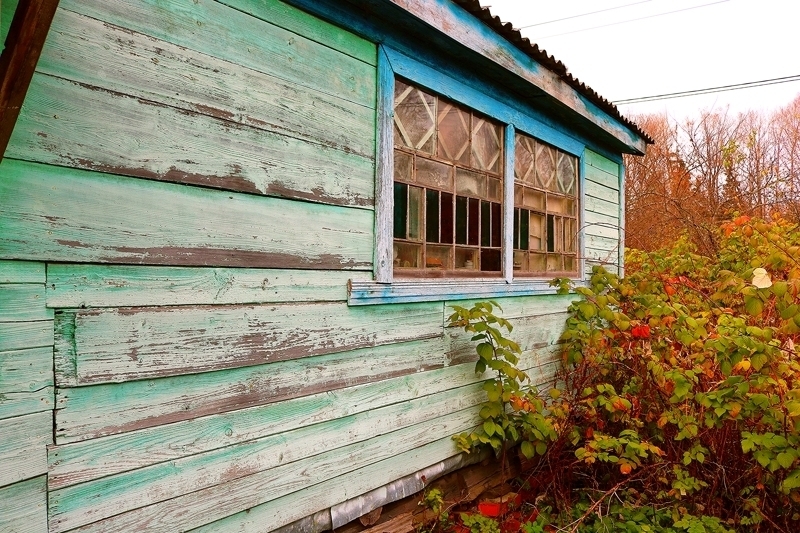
[0, 0, 59, 163]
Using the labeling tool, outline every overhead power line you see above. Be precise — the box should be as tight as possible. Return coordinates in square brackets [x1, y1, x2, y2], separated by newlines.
[533, 0, 729, 39]
[613, 75, 800, 104]
[517, 0, 653, 29]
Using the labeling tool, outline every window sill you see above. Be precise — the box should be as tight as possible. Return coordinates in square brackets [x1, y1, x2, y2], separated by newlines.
[347, 278, 585, 306]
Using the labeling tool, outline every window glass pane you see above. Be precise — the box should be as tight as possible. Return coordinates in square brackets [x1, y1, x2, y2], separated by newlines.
[395, 151, 413, 182]
[514, 135, 535, 183]
[557, 152, 577, 195]
[520, 209, 529, 251]
[491, 202, 501, 248]
[455, 196, 468, 245]
[456, 247, 478, 270]
[468, 198, 480, 246]
[417, 157, 453, 190]
[535, 142, 556, 191]
[480, 249, 501, 272]
[455, 168, 486, 198]
[480, 200, 491, 247]
[426, 189, 439, 243]
[426, 245, 450, 270]
[529, 212, 543, 251]
[408, 185, 424, 241]
[487, 178, 502, 202]
[472, 118, 502, 173]
[394, 80, 435, 153]
[437, 101, 470, 165]
[394, 242, 421, 268]
[393, 182, 407, 239]
[441, 192, 454, 244]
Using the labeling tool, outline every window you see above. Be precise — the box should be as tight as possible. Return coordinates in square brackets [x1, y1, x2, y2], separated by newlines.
[513, 132, 579, 276]
[392, 79, 504, 276]
[390, 79, 579, 279]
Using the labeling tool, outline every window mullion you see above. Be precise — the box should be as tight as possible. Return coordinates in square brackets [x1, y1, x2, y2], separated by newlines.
[502, 124, 515, 283]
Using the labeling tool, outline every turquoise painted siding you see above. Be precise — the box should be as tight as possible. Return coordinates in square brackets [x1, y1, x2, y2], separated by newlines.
[0, 0, 632, 531]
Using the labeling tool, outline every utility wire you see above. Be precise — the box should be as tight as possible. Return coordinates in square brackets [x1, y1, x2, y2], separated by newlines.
[614, 75, 800, 104]
[532, 0, 729, 39]
[517, 0, 653, 29]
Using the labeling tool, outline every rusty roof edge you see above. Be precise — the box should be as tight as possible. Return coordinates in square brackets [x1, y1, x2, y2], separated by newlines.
[452, 0, 654, 146]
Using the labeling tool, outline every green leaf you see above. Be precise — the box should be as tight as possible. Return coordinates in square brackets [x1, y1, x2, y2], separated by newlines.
[476, 342, 494, 361]
[777, 451, 796, 469]
[744, 296, 764, 316]
[521, 440, 535, 459]
[535, 441, 547, 455]
[483, 419, 496, 437]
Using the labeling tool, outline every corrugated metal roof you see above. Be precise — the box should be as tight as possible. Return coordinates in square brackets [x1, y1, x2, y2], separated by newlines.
[453, 0, 653, 144]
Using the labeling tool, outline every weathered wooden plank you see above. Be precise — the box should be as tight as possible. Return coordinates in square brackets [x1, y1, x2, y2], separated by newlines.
[585, 234, 620, 252]
[0, 285, 51, 321]
[584, 180, 619, 204]
[0, 475, 48, 533]
[584, 209, 619, 230]
[59, 0, 376, 106]
[57, 301, 442, 385]
[585, 149, 621, 177]
[0, 158, 373, 268]
[0, 320, 53, 352]
[446, 314, 567, 366]
[9, 73, 375, 207]
[0, 346, 53, 420]
[37, 9, 376, 159]
[46, 264, 367, 308]
[584, 194, 618, 219]
[58, 413, 471, 533]
[49, 385, 483, 531]
[582, 220, 619, 240]
[446, 294, 574, 320]
[188, 437, 461, 533]
[585, 166, 619, 193]
[0, 1, 20, 51]
[216, 0, 376, 65]
[0, 260, 44, 283]
[0, 410, 51, 487]
[53, 336, 451, 443]
[374, 46, 394, 283]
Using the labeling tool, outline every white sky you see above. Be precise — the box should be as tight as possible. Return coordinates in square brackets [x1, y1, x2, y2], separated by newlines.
[484, 0, 800, 122]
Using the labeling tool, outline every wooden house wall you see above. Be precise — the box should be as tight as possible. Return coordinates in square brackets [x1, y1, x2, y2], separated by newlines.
[584, 150, 623, 275]
[0, 1, 628, 531]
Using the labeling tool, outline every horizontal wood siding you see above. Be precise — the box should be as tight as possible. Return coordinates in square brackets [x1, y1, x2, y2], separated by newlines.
[55, 301, 442, 385]
[0, 159, 373, 268]
[0, 262, 53, 533]
[0, 476, 48, 533]
[46, 264, 370, 308]
[584, 150, 621, 275]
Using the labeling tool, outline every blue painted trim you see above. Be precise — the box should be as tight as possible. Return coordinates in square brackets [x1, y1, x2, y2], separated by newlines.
[385, 47, 584, 157]
[281, 0, 644, 155]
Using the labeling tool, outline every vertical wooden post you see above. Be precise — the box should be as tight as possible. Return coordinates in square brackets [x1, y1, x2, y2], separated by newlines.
[374, 45, 395, 283]
[618, 161, 626, 277]
[579, 152, 587, 281]
[0, 0, 60, 163]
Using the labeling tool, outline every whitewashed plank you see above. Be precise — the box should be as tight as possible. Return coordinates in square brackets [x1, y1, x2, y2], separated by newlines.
[582, 220, 619, 240]
[0, 285, 52, 322]
[9, 73, 375, 208]
[0, 158, 373, 268]
[0, 261, 45, 284]
[446, 294, 574, 320]
[38, 9, 375, 159]
[50, 409, 476, 533]
[0, 321, 53, 352]
[189, 437, 461, 533]
[0, 411, 52, 487]
[373, 46, 394, 283]
[584, 194, 619, 219]
[58, 301, 442, 384]
[584, 180, 619, 204]
[585, 150, 621, 177]
[0, 347, 54, 420]
[46, 264, 366, 308]
[49, 385, 484, 530]
[0, 476, 48, 533]
[53, 336, 451, 444]
[584, 209, 619, 229]
[58, 0, 376, 106]
[585, 234, 620, 252]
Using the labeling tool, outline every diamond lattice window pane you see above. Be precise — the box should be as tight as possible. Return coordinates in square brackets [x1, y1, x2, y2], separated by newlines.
[557, 153, 577, 195]
[394, 80, 435, 154]
[514, 135, 535, 183]
[535, 142, 557, 191]
[437, 101, 470, 164]
[472, 118, 502, 173]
